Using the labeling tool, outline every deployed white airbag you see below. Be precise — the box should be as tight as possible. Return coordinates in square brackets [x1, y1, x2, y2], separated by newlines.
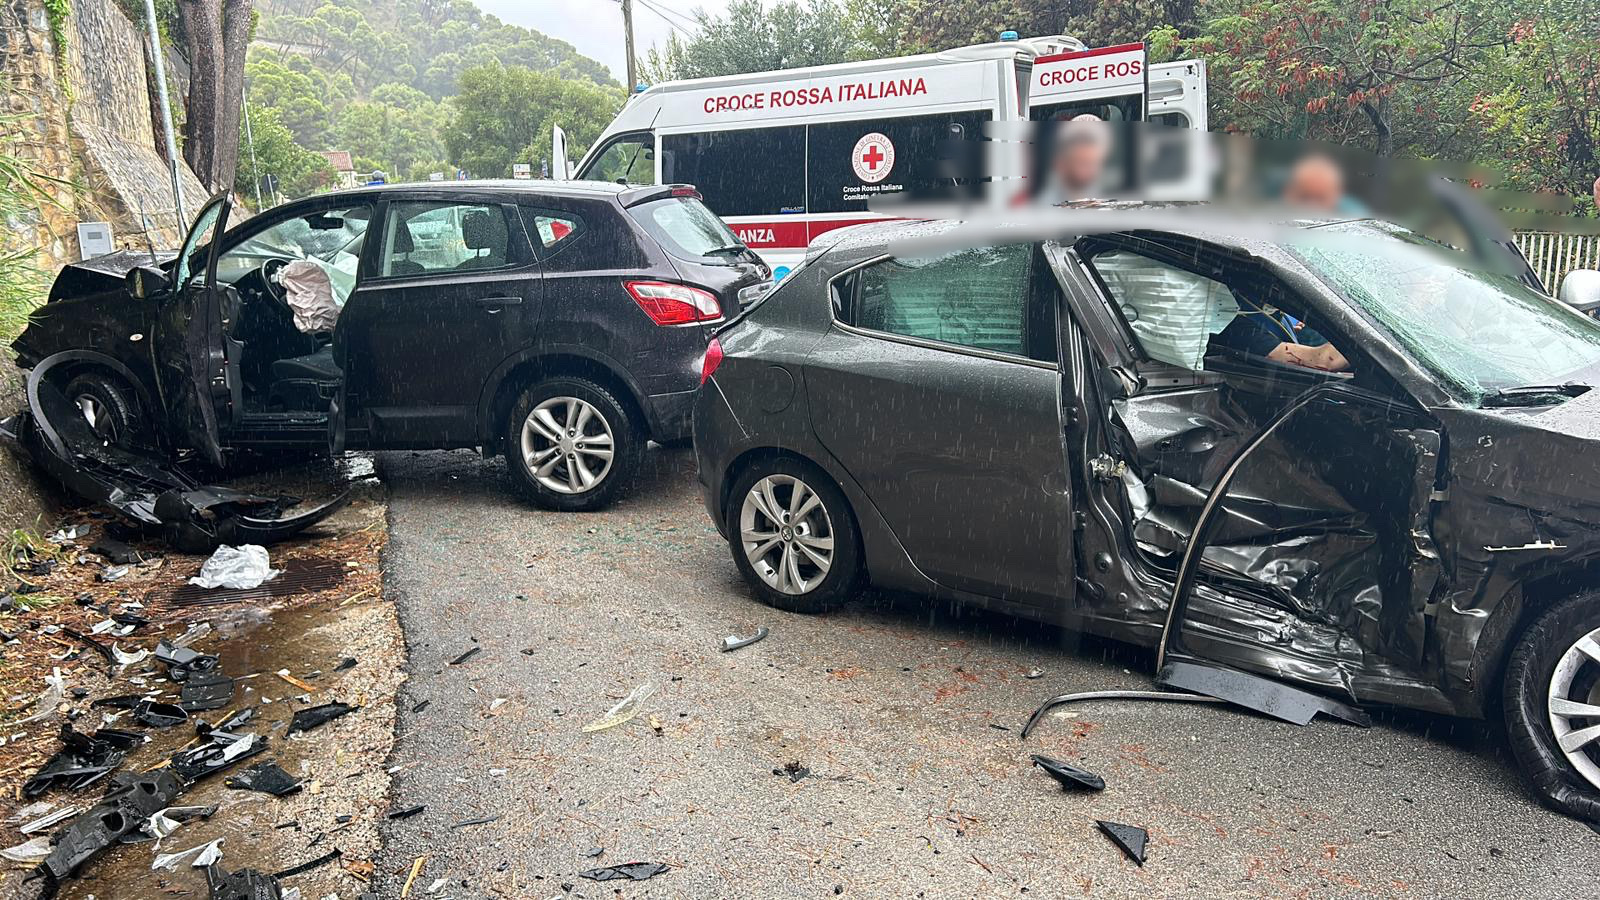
[278, 260, 339, 334]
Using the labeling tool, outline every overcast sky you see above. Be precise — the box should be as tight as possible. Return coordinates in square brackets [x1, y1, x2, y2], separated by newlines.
[473, 0, 732, 84]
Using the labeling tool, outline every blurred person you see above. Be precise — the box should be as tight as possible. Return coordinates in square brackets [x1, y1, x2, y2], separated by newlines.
[1282, 153, 1368, 216]
[1048, 114, 1111, 201]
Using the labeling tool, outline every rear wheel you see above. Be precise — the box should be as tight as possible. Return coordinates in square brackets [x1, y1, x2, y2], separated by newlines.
[726, 458, 860, 614]
[63, 372, 146, 449]
[1504, 590, 1600, 820]
[505, 377, 642, 512]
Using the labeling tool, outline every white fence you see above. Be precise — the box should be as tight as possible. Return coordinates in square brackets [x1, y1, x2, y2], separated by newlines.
[1516, 232, 1600, 292]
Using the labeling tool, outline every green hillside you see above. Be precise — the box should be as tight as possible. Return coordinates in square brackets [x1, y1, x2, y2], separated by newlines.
[240, 0, 625, 195]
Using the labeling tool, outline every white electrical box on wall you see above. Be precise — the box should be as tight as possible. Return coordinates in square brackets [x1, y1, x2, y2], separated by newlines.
[76, 222, 114, 260]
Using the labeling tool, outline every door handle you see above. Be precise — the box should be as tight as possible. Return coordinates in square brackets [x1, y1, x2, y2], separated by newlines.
[474, 296, 522, 312]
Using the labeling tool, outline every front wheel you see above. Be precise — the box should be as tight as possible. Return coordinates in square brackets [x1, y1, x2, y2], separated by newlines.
[505, 377, 642, 512]
[726, 458, 860, 614]
[64, 372, 147, 450]
[1504, 590, 1600, 820]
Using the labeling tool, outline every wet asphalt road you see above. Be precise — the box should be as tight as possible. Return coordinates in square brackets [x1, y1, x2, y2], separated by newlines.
[373, 446, 1597, 899]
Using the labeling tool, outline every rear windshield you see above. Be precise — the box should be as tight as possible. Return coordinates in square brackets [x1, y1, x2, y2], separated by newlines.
[629, 197, 746, 263]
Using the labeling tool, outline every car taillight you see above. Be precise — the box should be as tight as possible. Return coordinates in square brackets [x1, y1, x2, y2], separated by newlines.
[625, 280, 722, 326]
[701, 337, 724, 385]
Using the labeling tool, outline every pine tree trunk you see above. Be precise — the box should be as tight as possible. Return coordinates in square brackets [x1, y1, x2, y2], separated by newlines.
[178, 0, 253, 193]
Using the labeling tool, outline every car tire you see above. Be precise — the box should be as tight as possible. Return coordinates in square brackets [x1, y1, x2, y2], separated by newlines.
[63, 372, 146, 449]
[725, 458, 860, 614]
[505, 377, 642, 512]
[1503, 590, 1600, 820]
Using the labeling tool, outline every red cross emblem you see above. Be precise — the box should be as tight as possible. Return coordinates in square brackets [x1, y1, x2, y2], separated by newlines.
[850, 133, 895, 184]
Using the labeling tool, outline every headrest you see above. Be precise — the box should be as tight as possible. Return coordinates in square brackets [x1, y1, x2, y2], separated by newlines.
[461, 210, 504, 252]
[392, 221, 415, 254]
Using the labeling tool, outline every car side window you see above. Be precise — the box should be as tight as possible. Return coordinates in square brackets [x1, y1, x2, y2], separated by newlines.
[584, 134, 657, 185]
[382, 202, 512, 277]
[838, 243, 1037, 358]
[1086, 249, 1239, 370]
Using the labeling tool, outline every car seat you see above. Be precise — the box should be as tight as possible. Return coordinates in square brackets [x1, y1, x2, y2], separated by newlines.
[455, 209, 508, 270]
[390, 221, 425, 275]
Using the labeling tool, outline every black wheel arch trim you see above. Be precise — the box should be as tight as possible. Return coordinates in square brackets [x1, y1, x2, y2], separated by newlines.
[25, 350, 157, 459]
[476, 344, 656, 443]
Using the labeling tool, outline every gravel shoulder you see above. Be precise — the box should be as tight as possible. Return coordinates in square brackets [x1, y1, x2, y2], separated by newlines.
[376, 446, 1595, 900]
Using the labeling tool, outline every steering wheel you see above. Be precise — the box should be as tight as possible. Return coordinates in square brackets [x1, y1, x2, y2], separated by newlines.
[259, 258, 291, 305]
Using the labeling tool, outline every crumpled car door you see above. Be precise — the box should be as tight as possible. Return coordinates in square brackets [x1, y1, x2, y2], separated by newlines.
[1161, 380, 1447, 701]
[156, 193, 233, 468]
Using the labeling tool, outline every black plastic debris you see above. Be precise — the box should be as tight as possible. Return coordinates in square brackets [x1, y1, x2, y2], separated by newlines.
[39, 771, 183, 893]
[60, 628, 115, 667]
[90, 694, 148, 710]
[179, 671, 236, 712]
[334, 657, 357, 672]
[1030, 754, 1106, 792]
[287, 702, 356, 734]
[720, 625, 769, 653]
[132, 699, 191, 729]
[772, 760, 810, 783]
[200, 708, 257, 736]
[579, 862, 671, 882]
[225, 761, 303, 797]
[111, 612, 151, 629]
[154, 641, 221, 683]
[1157, 659, 1372, 728]
[204, 863, 284, 900]
[583, 847, 605, 858]
[23, 725, 143, 797]
[270, 848, 341, 879]
[386, 804, 425, 820]
[171, 731, 266, 782]
[1096, 820, 1148, 866]
[411, 700, 430, 713]
[450, 815, 499, 829]
[89, 538, 146, 566]
[449, 646, 481, 665]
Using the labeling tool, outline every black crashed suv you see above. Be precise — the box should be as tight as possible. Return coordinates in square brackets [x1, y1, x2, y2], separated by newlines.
[11, 181, 770, 510]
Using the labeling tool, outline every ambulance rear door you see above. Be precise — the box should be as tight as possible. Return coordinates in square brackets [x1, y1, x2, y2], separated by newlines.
[1147, 58, 1208, 131]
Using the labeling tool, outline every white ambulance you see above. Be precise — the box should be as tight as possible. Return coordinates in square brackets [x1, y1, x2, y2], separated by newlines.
[554, 35, 1207, 277]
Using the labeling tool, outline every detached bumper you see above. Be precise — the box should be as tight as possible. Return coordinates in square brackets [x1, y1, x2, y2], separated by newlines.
[5, 353, 348, 552]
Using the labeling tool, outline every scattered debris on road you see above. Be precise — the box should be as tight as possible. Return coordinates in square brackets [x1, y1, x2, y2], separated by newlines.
[579, 861, 672, 882]
[1096, 820, 1148, 866]
[287, 701, 357, 734]
[1030, 754, 1106, 792]
[449, 645, 482, 665]
[581, 683, 654, 733]
[720, 625, 769, 652]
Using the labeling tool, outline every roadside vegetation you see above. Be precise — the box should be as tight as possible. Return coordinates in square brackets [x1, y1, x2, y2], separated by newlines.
[0, 113, 62, 342]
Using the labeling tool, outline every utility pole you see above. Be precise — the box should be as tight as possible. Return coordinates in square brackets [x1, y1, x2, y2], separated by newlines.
[621, 0, 637, 90]
[242, 90, 262, 209]
[142, 0, 186, 225]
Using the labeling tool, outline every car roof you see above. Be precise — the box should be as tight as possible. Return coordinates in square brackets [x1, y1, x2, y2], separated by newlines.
[317, 179, 631, 202]
[810, 204, 1368, 265]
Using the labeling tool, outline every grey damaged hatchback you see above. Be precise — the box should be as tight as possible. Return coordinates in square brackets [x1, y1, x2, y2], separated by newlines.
[694, 212, 1600, 819]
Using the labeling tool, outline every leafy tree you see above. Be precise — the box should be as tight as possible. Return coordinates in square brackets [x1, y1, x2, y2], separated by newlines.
[641, 0, 864, 81]
[330, 83, 448, 176]
[444, 62, 625, 178]
[1181, 0, 1504, 156]
[235, 103, 335, 203]
[1467, 0, 1600, 199]
[244, 53, 352, 146]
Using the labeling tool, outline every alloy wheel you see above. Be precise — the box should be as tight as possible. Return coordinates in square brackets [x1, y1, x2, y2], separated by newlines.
[75, 393, 118, 442]
[739, 474, 835, 595]
[1547, 626, 1600, 791]
[519, 396, 615, 495]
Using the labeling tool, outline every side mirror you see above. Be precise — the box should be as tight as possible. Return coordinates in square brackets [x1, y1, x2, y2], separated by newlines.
[125, 264, 171, 300]
[1558, 269, 1600, 315]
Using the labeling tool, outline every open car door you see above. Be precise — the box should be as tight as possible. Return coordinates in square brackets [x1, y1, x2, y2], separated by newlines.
[156, 192, 234, 468]
[1159, 373, 1446, 717]
[551, 125, 570, 181]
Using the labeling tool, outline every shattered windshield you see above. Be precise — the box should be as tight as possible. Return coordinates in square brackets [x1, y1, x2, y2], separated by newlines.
[1290, 223, 1600, 404]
